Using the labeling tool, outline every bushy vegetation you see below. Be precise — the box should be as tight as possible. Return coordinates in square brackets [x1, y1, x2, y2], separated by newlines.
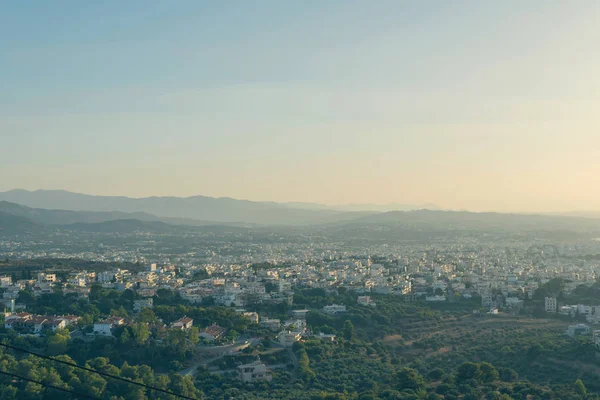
[2, 287, 600, 399]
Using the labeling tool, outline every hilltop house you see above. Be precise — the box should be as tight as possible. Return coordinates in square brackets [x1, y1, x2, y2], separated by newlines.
[172, 317, 194, 331]
[237, 360, 272, 382]
[93, 317, 125, 336]
[199, 323, 226, 341]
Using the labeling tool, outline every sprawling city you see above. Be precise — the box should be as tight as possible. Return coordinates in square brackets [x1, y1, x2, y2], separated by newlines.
[0, 192, 599, 399]
[3, 1, 600, 399]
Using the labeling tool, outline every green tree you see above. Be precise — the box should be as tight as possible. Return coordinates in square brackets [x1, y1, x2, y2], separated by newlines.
[188, 327, 200, 346]
[479, 362, 499, 382]
[24, 382, 43, 398]
[16, 290, 35, 306]
[428, 368, 445, 381]
[457, 362, 481, 383]
[137, 308, 158, 324]
[0, 385, 18, 400]
[396, 368, 425, 391]
[574, 379, 586, 396]
[297, 349, 316, 382]
[119, 327, 132, 345]
[342, 320, 354, 341]
[169, 374, 202, 399]
[109, 306, 129, 318]
[131, 323, 150, 346]
[526, 343, 543, 362]
[79, 313, 94, 327]
[47, 329, 70, 355]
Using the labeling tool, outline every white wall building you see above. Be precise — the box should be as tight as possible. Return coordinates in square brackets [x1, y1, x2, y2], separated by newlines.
[323, 304, 347, 315]
[545, 297, 557, 313]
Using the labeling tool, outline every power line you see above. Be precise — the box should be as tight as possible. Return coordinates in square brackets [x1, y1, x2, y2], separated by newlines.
[0, 342, 198, 400]
[0, 369, 101, 400]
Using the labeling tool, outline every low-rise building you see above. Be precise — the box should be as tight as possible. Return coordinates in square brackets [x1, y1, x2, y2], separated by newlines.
[323, 304, 347, 315]
[199, 323, 226, 341]
[260, 317, 281, 331]
[133, 298, 153, 312]
[315, 332, 336, 342]
[278, 330, 302, 347]
[566, 323, 590, 337]
[425, 295, 446, 302]
[242, 312, 259, 324]
[172, 317, 194, 331]
[357, 296, 376, 307]
[237, 360, 272, 382]
[291, 309, 310, 319]
[93, 317, 125, 336]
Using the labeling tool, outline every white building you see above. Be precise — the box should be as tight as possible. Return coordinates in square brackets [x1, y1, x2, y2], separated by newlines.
[97, 271, 115, 283]
[242, 312, 259, 324]
[545, 297, 557, 313]
[315, 332, 336, 342]
[358, 296, 376, 307]
[198, 324, 226, 341]
[237, 361, 272, 382]
[291, 309, 310, 319]
[37, 273, 56, 283]
[133, 298, 153, 312]
[278, 330, 302, 347]
[566, 323, 590, 337]
[481, 292, 493, 308]
[0, 276, 12, 288]
[505, 297, 523, 308]
[323, 304, 347, 315]
[425, 295, 446, 302]
[172, 317, 194, 331]
[93, 317, 125, 336]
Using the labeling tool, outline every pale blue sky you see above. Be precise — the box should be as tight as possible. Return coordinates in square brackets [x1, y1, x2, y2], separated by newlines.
[2, 1, 599, 211]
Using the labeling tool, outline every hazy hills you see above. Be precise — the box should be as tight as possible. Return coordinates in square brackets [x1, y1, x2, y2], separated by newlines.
[285, 201, 440, 212]
[1, 190, 599, 238]
[0, 200, 164, 225]
[351, 209, 600, 232]
[0, 189, 373, 226]
[0, 203, 233, 235]
[0, 211, 40, 235]
[1, 199, 599, 239]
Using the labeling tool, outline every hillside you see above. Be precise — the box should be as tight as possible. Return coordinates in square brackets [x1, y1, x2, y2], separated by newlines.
[0, 201, 233, 227]
[63, 219, 182, 234]
[350, 209, 600, 231]
[0, 200, 165, 225]
[0, 190, 373, 226]
[0, 211, 40, 235]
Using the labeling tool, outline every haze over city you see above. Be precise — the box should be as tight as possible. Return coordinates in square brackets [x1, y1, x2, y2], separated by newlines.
[4, 2, 600, 400]
[2, 0, 600, 212]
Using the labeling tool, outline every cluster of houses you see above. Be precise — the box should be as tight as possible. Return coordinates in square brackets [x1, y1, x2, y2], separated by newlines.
[4, 312, 79, 333]
[3, 250, 599, 319]
[545, 297, 600, 324]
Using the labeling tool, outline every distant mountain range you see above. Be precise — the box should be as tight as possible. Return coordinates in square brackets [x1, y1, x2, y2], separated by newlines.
[1, 199, 599, 238]
[0, 189, 380, 226]
[1, 189, 599, 237]
[285, 201, 441, 212]
[351, 209, 600, 231]
[0, 202, 240, 235]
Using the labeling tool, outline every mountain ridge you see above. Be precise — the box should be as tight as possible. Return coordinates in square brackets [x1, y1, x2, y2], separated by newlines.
[0, 189, 375, 226]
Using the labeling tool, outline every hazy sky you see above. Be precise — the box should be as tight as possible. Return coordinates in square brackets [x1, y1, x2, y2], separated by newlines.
[2, 1, 599, 212]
